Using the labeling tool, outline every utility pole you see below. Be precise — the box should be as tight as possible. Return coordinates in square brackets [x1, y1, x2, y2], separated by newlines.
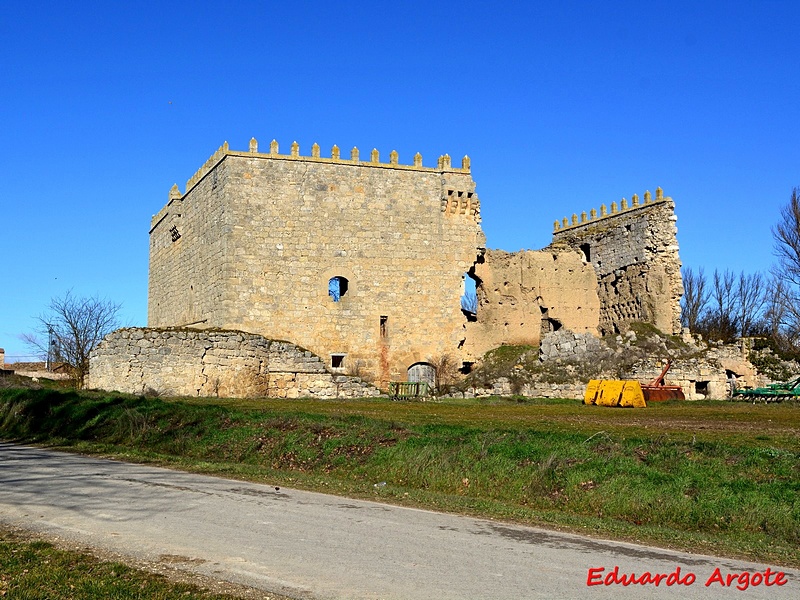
[46, 324, 54, 371]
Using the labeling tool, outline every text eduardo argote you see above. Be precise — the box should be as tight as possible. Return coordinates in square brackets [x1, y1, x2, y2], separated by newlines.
[586, 566, 788, 591]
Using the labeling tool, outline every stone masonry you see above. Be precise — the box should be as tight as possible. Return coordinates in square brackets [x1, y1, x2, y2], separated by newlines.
[93, 137, 690, 396]
[148, 140, 484, 389]
[550, 188, 683, 336]
[465, 248, 601, 356]
[463, 189, 682, 357]
[87, 328, 381, 399]
[538, 330, 603, 362]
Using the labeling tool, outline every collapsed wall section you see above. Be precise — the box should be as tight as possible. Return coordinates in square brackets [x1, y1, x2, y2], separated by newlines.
[465, 249, 600, 357]
[550, 189, 683, 335]
[87, 328, 381, 399]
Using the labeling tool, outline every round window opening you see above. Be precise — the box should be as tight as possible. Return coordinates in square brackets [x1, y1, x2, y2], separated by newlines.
[328, 276, 349, 302]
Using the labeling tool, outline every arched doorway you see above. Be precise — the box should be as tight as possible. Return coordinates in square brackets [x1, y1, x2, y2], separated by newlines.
[407, 362, 436, 387]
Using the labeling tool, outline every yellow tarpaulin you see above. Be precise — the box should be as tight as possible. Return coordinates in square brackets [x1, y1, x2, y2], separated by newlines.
[584, 379, 646, 408]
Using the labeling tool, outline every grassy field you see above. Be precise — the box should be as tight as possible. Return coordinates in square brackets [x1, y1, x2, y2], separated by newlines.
[0, 526, 264, 599]
[1, 387, 798, 569]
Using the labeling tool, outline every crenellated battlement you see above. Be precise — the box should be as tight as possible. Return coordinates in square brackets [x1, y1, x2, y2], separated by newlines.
[176, 138, 471, 200]
[553, 187, 670, 233]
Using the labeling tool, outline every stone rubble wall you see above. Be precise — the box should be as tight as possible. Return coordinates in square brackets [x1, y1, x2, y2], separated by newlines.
[7, 369, 70, 381]
[551, 191, 683, 336]
[539, 328, 762, 401]
[87, 328, 382, 399]
[445, 379, 585, 400]
[629, 358, 727, 400]
[630, 344, 762, 400]
[539, 330, 603, 362]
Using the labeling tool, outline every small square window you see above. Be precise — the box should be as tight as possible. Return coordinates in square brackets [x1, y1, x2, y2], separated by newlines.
[331, 354, 346, 369]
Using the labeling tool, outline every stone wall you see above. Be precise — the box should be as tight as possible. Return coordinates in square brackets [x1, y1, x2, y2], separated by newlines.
[142, 138, 687, 395]
[538, 328, 761, 401]
[149, 140, 485, 388]
[551, 189, 683, 336]
[87, 328, 382, 399]
[630, 344, 761, 400]
[465, 249, 600, 357]
[539, 330, 603, 362]
[446, 380, 586, 400]
[0, 349, 10, 376]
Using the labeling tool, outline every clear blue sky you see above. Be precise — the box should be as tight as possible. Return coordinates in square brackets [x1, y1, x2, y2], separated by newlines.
[2, 1, 799, 361]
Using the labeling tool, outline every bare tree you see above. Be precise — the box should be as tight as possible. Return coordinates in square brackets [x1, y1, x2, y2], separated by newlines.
[773, 278, 800, 349]
[680, 267, 708, 331]
[735, 271, 766, 338]
[23, 291, 122, 387]
[762, 275, 788, 340]
[427, 353, 460, 394]
[711, 269, 736, 318]
[698, 269, 738, 342]
[773, 187, 800, 287]
[770, 187, 800, 350]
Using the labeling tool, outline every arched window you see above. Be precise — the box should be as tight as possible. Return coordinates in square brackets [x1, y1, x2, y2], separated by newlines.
[328, 276, 349, 302]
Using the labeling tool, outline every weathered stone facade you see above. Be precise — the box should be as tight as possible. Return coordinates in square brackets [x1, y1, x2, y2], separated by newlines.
[536, 329, 761, 400]
[466, 249, 601, 356]
[149, 141, 484, 388]
[87, 328, 381, 398]
[550, 189, 683, 336]
[463, 190, 683, 359]
[125, 137, 687, 395]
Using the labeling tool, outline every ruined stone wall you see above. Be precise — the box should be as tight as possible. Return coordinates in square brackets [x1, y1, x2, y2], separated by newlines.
[149, 141, 485, 388]
[87, 328, 381, 399]
[445, 380, 586, 400]
[550, 189, 683, 335]
[539, 330, 603, 362]
[465, 248, 600, 357]
[630, 344, 761, 400]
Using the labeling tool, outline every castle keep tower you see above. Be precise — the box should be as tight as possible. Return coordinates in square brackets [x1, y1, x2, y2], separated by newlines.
[550, 188, 683, 336]
[148, 139, 485, 388]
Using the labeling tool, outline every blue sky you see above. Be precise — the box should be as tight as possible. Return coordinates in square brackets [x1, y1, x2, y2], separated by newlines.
[2, 1, 799, 361]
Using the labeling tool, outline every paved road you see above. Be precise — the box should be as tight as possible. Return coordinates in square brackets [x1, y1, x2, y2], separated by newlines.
[0, 442, 797, 599]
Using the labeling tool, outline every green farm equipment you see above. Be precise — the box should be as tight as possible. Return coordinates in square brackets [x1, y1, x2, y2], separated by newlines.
[732, 375, 800, 403]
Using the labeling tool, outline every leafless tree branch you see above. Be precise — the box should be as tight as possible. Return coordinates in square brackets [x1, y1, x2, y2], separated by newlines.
[24, 290, 122, 387]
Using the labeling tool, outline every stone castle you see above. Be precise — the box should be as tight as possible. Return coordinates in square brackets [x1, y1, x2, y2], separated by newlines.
[88, 138, 683, 396]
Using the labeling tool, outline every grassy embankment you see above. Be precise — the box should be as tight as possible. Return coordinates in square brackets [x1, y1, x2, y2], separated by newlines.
[0, 527, 256, 599]
[0, 386, 798, 568]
